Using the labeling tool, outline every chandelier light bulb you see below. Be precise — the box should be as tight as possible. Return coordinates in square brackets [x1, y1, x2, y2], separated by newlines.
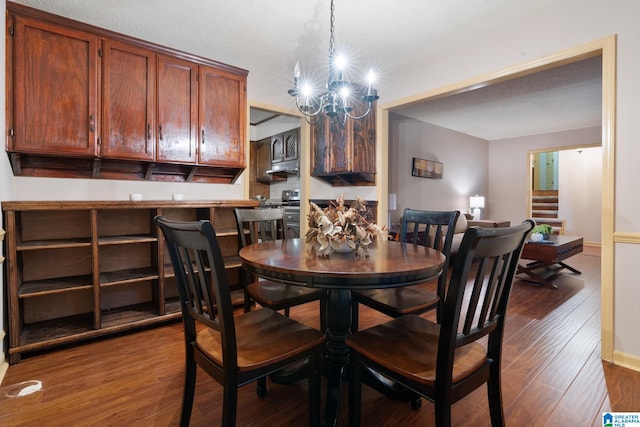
[301, 83, 314, 98]
[367, 70, 376, 85]
[339, 85, 350, 99]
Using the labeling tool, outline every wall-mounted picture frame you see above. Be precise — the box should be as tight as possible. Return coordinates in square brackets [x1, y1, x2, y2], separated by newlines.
[412, 157, 443, 179]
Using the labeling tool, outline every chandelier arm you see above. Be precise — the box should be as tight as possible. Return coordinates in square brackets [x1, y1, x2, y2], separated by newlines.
[295, 97, 325, 118]
[344, 102, 374, 121]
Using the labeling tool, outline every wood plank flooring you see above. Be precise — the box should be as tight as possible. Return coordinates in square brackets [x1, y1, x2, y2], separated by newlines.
[2, 246, 640, 426]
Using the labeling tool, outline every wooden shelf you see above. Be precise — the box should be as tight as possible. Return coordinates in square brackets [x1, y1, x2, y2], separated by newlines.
[14, 309, 182, 355]
[2, 199, 258, 363]
[162, 263, 210, 279]
[165, 298, 181, 314]
[100, 303, 161, 328]
[98, 235, 157, 245]
[100, 267, 159, 286]
[19, 313, 94, 347]
[17, 238, 92, 250]
[224, 255, 243, 269]
[19, 275, 93, 297]
[215, 227, 240, 237]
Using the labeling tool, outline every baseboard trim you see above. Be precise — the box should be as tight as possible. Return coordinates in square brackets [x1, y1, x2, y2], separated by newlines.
[612, 350, 640, 372]
[0, 359, 7, 386]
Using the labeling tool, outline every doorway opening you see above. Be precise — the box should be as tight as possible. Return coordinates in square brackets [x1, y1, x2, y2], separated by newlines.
[529, 146, 602, 244]
[381, 36, 615, 360]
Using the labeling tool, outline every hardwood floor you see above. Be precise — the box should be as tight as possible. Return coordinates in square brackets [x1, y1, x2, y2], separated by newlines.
[2, 246, 640, 426]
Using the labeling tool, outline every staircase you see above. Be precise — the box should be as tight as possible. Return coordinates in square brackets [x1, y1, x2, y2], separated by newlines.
[531, 191, 565, 234]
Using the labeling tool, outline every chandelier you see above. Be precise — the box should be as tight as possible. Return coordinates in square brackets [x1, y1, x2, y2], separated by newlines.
[287, 0, 379, 125]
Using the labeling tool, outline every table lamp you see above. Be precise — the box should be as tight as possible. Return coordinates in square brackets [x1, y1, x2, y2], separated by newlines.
[470, 194, 485, 220]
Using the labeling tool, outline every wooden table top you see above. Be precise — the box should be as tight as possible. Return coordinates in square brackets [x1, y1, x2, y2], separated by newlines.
[239, 238, 446, 290]
[522, 235, 583, 261]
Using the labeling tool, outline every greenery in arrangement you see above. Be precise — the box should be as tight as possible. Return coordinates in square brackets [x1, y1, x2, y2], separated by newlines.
[306, 194, 388, 257]
[531, 224, 553, 235]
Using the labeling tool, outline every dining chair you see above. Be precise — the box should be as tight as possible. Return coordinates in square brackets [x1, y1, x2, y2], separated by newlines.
[346, 220, 534, 427]
[351, 209, 460, 332]
[234, 207, 326, 329]
[155, 216, 325, 427]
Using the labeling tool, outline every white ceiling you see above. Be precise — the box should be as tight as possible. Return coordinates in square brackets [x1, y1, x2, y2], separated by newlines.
[15, 0, 602, 140]
[392, 56, 602, 140]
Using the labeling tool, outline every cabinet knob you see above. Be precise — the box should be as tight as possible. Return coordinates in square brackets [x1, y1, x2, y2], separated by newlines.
[89, 114, 95, 132]
[159, 125, 163, 141]
[201, 129, 205, 144]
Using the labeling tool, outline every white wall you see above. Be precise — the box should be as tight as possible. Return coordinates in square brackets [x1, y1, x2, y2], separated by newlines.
[488, 127, 601, 229]
[12, 176, 244, 202]
[388, 114, 489, 225]
[559, 147, 602, 244]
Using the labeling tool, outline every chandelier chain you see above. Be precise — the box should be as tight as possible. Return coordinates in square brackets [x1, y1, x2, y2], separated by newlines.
[329, 0, 335, 59]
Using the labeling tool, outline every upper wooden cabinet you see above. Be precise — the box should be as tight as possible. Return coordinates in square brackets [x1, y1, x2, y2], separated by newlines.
[198, 65, 245, 167]
[156, 55, 197, 164]
[6, 2, 247, 183]
[311, 96, 376, 186]
[101, 39, 156, 160]
[10, 15, 98, 156]
[271, 129, 299, 164]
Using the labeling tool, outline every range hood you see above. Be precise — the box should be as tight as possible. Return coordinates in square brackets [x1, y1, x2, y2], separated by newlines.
[266, 159, 299, 175]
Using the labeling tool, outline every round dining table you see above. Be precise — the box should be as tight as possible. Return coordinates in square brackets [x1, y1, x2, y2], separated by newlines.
[239, 238, 445, 427]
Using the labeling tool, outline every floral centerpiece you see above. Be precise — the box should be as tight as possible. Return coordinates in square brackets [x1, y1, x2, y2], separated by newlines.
[306, 194, 389, 257]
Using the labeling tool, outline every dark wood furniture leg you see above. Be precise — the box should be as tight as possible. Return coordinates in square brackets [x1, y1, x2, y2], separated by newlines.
[517, 260, 582, 288]
[323, 288, 351, 427]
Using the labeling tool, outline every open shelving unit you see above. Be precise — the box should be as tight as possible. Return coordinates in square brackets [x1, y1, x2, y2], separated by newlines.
[2, 199, 258, 364]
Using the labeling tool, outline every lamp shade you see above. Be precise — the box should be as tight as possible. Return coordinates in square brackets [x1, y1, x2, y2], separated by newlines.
[388, 193, 397, 211]
[470, 195, 485, 209]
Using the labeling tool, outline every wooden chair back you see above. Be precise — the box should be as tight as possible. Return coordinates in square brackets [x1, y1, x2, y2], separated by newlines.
[235, 207, 286, 248]
[346, 220, 534, 426]
[438, 220, 534, 391]
[400, 208, 460, 321]
[155, 216, 238, 372]
[400, 208, 460, 253]
[157, 215, 325, 426]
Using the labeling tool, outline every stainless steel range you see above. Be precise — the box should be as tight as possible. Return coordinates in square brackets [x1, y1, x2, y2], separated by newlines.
[264, 190, 301, 237]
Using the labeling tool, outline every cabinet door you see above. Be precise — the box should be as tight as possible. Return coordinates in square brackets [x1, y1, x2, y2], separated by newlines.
[11, 16, 98, 155]
[255, 138, 271, 178]
[310, 93, 376, 185]
[312, 118, 350, 174]
[350, 97, 376, 175]
[101, 40, 155, 160]
[156, 55, 197, 163]
[198, 65, 246, 167]
[283, 129, 299, 161]
[271, 134, 283, 163]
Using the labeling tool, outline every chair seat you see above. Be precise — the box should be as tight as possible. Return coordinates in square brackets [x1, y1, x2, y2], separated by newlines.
[346, 314, 487, 385]
[196, 308, 325, 372]
[353, 286, 439, 317]
[247, 280, 325, 310]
